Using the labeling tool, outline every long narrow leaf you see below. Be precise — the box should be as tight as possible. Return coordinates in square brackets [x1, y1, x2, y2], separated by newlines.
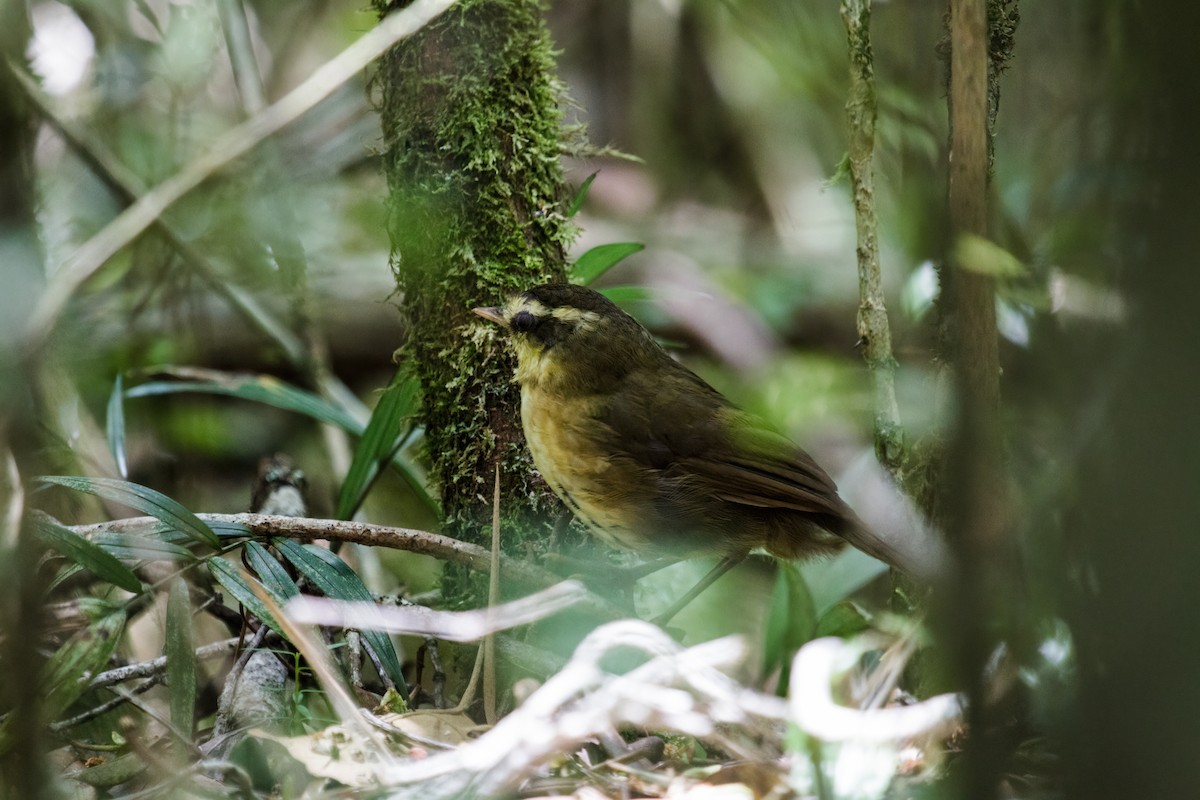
[763, 563, 817, 695]
[127, 375, 359, 433]
[390, 428, 439, 516]
[273, 539, 407, 692]
[166, 578, 196, 735]
[570, 242, 645, 285]
[39, 476, 219, 549]
[209, 558, 284, 636]
[32, 516, 142, 592]
[566, 170, 598, 218]
[107, 374, 128, 478]
[336, 372, 420, 520]
[244, 540, 299, 601]
[92, 531, 195, 563]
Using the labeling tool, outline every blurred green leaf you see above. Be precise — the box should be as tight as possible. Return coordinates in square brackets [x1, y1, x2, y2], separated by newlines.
[570, 242, 645, 285]
[32, 516, 142, 593]
[336, 370, 420, 520]
[43, 611, 126, 719]
[165, 578, 196, 736]
[71, 752, 147, 788]
[209, 558, 285, 637]
[39, 476, 220, 549]
[814, 601, 871, 638]
[106, 373, 128, 479]
[598, 285, 653, 304]
[273, 539, 407, 693]
[954, 233, 1027, 277]
[244, 540, 299, 601]
[128, 372, 438, 516]
[91, 531, 196, 563]
[800, 547, 889, 618]
[127, 374, 359, 432]
[763, 562, 817, 694]
[566, 171, 599, 218]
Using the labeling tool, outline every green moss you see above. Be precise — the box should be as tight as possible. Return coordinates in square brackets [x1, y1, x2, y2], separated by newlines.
[372, 0, 594, 605]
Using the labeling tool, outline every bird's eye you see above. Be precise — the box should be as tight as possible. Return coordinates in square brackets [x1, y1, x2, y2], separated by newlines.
[511, 311, 539, 332]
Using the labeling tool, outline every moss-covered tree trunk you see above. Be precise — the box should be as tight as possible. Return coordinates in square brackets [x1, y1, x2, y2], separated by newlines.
[372, 0, 575, 603]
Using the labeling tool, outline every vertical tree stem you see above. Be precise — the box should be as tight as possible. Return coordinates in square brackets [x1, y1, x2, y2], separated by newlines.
[841, 0, 904, 478]
[944, 0, 1009, 795]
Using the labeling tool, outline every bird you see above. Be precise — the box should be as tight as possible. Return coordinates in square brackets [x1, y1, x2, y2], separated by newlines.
[473, 283, 919, 624]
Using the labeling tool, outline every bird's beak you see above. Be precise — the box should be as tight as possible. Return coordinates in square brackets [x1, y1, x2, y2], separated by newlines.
[473, 306, 507, 327]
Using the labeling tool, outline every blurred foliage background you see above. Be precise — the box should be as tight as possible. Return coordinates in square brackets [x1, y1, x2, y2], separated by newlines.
[2, 0, 1197, 797]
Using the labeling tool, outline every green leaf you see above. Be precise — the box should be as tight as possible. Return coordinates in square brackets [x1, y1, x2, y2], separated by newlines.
[814, 601, 871, 639]
[127, 374, 359, 433]
[107, 374, 128, 478]
[39, 476, 220, 549]
[32, 516, 142, 592]
[43, 611, 126, 719]
[953, 233, 1027, 277]
[273, 539, 407, 693]
[209, 558, 285, 637]
[566, 171, 599, 218]
[336, 370, 420, 520]
[763, 563, 817, 695]
[800, 548, 889, 618]
[599, 285, 653, 304]
[165, 578, 196, 735]
[92, 531, 196, 562]
[207, 519, 254, 539]
[244, 540, 299, 601]
[570, 242, 645, 285]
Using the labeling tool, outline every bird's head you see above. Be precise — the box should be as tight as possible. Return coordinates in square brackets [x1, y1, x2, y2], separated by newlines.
[474, 283, 656, 391]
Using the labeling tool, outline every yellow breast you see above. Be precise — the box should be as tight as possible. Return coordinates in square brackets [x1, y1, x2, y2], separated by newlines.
[520, 385, 647, 551]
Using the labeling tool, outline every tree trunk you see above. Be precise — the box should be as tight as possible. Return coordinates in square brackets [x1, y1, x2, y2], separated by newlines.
[372, 0, 576, 604]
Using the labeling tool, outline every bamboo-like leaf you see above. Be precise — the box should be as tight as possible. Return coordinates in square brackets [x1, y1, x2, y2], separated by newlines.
[128, 371, 438, 516]
[39, 476, 220, 549]
[570, 242, 645, 285]
[273, 539, 407, 692]
[32, 516, 142, 592]
[127, 374, 359, 432]
[43, 611, 126, 719]
[206, 519, 253, 539]
[165, 578, 196, 736]
[566, 170, 599, 218]
[336, 371, 420, 520]
[209, 557, 284, 636]
[106, 374, 128, 478]
[244, 540, 299, 601]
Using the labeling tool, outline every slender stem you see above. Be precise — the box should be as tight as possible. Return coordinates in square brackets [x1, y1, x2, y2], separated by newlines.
[841, 0, 904, 477]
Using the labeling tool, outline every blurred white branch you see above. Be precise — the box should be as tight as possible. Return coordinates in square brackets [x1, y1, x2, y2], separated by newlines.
[377, 620, 785, 797]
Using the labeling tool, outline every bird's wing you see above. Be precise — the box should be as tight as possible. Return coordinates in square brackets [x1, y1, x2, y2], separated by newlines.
[600, 366, 848, 518]
[677, 411, 848, 517]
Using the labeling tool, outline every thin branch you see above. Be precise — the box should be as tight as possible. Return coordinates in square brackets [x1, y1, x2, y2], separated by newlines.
[841, 0, 904, 478]
[20, 0, 460, 352]
[88, 638, 241, 689]
[70, 513, 627, 621]
[51, 676, 161, 731]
